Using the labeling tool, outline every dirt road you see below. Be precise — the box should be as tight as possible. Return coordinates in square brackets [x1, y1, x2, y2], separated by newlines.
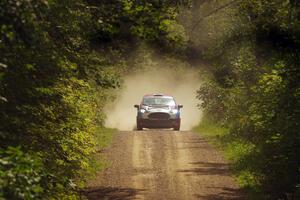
[83, 131, 244, 200]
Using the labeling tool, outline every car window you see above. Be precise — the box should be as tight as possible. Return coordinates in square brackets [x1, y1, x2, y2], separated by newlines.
[143, 97, 175, 106]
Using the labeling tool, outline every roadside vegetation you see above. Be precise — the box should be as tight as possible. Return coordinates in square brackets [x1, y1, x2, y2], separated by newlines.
[192, 1, 300, 199]
[1, 0, 300, 199]
[0, 0, 188, 199]
[194, 118, 264, 199]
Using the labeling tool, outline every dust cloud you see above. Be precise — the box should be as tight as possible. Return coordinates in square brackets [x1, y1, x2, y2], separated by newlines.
[104, 64, 203, 131]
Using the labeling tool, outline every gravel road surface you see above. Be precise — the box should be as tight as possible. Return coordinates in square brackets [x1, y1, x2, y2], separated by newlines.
[83, 131, 244, 200]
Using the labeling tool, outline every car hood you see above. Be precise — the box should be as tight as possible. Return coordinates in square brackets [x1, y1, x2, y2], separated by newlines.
[148, 105, 170, 109]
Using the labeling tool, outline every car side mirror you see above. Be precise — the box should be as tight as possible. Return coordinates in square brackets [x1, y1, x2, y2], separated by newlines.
[178, 105, 183, 109]
[134, 104, 139, 109]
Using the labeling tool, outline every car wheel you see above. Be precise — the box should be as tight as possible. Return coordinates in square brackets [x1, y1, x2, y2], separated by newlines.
[174, 126, 180, 131]
[137, 124, 143, 131]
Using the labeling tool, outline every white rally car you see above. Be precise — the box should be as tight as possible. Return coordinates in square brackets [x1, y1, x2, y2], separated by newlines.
[134, 94, 183, 131]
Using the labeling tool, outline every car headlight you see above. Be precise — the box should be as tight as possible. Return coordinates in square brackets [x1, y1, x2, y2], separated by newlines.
[141, 105, 149, 110]
[172, 109, 178, 114]
[140, 109, 146, 113]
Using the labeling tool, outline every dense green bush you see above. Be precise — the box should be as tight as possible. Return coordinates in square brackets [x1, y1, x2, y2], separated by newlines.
[0, 0, 188, 198]
[0, 147, 45, 200]
[0, 0, 116, 198]
[196, 0, 300, 199]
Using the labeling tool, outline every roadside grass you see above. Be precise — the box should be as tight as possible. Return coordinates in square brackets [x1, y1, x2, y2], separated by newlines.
[95, 127, 116, 149]
[94, 126, 117, 167]
[83, 127, 117, 184]
[193, 118, 228, 145]
[193, 118, 265, 200]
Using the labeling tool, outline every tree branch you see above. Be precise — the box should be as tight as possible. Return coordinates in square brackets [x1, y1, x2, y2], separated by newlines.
[191, 0, 240, 33]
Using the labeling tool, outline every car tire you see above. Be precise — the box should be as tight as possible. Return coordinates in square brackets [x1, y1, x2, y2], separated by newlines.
[137, 124, 143, 131]
[174, 126, 180, 131]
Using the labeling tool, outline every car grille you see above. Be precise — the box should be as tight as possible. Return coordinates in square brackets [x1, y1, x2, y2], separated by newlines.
[148, 112, 170, 120]
[149, 106, 169, 109]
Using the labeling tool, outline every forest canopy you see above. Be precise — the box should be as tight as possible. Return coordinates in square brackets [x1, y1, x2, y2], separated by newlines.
[1, 0, 300, 199]
[193, 0, 300, 199]
[0, 0, 188, 199]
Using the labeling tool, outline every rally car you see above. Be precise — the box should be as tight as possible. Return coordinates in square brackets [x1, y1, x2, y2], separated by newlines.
[134, 94, 183, 131]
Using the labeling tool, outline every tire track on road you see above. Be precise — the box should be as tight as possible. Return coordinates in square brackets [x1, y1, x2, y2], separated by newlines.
[84, 131, 244, 200]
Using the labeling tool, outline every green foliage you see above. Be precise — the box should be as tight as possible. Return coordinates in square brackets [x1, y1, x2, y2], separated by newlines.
[194, 118, 262, 199]
[196, 80, 228, 122]
[0, 147, 44, 200]
[0, 0, 118, 198]
[193, 117, 228, 139]
[86, 0, 189, 51]
[1, 0, 187, 199]
[196, 0, 300, 199]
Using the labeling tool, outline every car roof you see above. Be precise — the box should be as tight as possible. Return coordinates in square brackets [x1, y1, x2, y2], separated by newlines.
[143, 94, 173, 98]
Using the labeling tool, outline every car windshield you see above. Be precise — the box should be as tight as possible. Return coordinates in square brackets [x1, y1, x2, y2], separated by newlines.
[143, 97, 175, 106]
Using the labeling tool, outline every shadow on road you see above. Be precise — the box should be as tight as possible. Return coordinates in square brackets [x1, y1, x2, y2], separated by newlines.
[177, 161, 231, 176]
[176, 160, 244, 199]
[82, 186, 146, 200]
[194, 187, 244, 200]
[177, 139, 208, 144]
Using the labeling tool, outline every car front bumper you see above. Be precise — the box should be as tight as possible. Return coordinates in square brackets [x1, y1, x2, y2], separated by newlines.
[137, 118, 180, 128]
